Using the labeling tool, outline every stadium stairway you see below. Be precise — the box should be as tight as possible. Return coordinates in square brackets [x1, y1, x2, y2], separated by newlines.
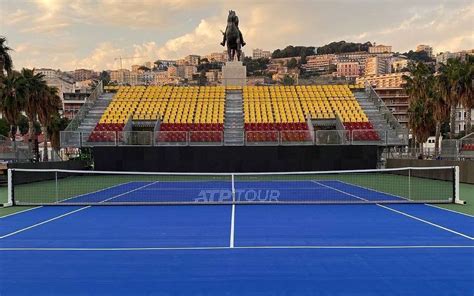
[224, 90, 245, 145]
[353, 91, 404, 145]
[76, 93, 114, 138]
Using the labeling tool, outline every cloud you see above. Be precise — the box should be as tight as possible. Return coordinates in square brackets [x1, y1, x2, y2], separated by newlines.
[65, 42, 126, 70]
[68, 0, 214, 28]
[4, 0, 474, 71]
[5, 9, 29, 25]
[341, 2, 474, 53]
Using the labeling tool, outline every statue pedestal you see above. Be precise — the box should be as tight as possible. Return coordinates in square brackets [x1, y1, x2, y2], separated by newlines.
[222, 61, 247, 87]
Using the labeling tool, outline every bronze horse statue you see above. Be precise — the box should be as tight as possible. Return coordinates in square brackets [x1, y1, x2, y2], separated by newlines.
[221, 10, 245, 62]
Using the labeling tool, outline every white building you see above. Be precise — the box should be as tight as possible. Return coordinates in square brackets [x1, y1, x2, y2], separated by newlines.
[436, 50, 473, 65]
[416, 45, 433, 58]
[34, 68, 59, 79]
[252, 48, 271, 59]
[365, 56, 391, 76]
[455, 105, 474, 134]
[369, 45, 392, 54]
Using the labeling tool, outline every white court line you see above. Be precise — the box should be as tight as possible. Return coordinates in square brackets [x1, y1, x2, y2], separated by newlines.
[97, 181, 160, 203]
[1, 181, 140, 219]
[230, 204, 236, 248]
[327, 180, 474, 218]
[0, 206, 43, 219]
[0, 207, 91, 239]
[0, 181, 160, 240]
[0, 245, 473, 252]
[55, 181, 138, 204]
[425, 204, 474, 218]
[311, 181, 474, 241]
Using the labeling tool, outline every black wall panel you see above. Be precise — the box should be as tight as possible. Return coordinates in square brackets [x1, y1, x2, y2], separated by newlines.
[93, 146, 378, 172]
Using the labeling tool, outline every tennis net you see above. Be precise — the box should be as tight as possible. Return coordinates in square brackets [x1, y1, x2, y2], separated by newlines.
[6, 166, 460, 206]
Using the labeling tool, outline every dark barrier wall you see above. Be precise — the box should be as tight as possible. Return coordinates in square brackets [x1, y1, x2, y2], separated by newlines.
[8, 160, 88, 170]
[9, 160, 89, 185]
[93, 146, 378, 172]
[386, 159, 474, 184]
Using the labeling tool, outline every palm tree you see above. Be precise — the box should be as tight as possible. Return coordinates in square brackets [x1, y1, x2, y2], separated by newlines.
[0, 72, 25, 141]
[403, 62, 434, 154]
[37, 86, 62, 161]
[458, 56, 473, 133]
[47, 115, 70, 156]
[431, 75, 450, 156]
[437, 58, 463, 138]
[0, 36, 13, 77]
[20, 68, 47, 157]
[408, 96, 435, 158]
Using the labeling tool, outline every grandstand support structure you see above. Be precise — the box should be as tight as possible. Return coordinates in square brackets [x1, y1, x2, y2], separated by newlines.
[459, 133, 474, 159]
[65, 81, 104, 131]
[60, 85, 410, 149]
[354, 86, 408, 146]
[224, 89, 245, 145]
[61, 81, 114, 147]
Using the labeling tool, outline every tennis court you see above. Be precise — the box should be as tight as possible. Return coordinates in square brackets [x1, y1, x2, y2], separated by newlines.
[1, 167, 473, 295]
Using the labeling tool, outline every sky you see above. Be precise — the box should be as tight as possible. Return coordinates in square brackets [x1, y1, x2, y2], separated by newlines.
[1, 0, 473, 71]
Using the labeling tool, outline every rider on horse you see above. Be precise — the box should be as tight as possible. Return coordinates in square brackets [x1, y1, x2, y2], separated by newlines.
[221, 12, 245, 47]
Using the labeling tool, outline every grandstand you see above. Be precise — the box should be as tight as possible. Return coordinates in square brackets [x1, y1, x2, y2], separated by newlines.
[61, 83, 408, 147]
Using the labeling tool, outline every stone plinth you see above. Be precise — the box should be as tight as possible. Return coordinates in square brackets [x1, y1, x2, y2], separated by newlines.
[222, 61, 247, 87]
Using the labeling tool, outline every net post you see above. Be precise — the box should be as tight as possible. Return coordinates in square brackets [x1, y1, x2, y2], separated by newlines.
[453, 166, 464, 204]
[5, 169, 13, 207]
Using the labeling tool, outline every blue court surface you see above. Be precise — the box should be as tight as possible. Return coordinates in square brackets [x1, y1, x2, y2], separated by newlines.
[1, 180, 473, 295]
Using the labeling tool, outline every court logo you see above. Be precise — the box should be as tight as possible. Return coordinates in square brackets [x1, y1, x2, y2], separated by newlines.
[194, 189, 280, 202]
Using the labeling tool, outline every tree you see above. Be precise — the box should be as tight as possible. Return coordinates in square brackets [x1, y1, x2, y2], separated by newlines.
[47, 115, 70, 153]
[20, 68, 47, 153]
[198, 70, 207, 86]
[300, 53, 307, 65]
[0, 71, 25, 141]
[282, 75, 295, 85]
[99, 71, 110, 84]
[287, 58, 298, 69]
[243, 57, 270, 75]
[401, 50, 435, 63]
[316, 41, 372, 54]
[437, 58, 463, 138]
[272, 46, 316, 59]
[0, 36, 13, 77]
[403, 62, 436, 156]
[37, 86, 62, 161]
[138, 66, 150, 72]
[431, 76, 450, 156]
[0, 118, 9, 137]
[408, 97, 435, 158]
[458, 56, 474, 133]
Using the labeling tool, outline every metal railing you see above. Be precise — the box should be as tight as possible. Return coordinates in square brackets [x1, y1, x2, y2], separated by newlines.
[0, 135, 34, 162]
[189, 131, 224, 146]
[60, 129, 412, 148]
[245, 131, 279, 146]
[440, 139, 460, 159]
[366, 83, 404, 131]
[315, 130, 351, 145]
[459, 138, 474, 159]
[65, 80, 104, 131]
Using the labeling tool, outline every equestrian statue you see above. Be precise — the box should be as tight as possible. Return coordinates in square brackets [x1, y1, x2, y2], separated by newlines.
[220, 10, 245, 62]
